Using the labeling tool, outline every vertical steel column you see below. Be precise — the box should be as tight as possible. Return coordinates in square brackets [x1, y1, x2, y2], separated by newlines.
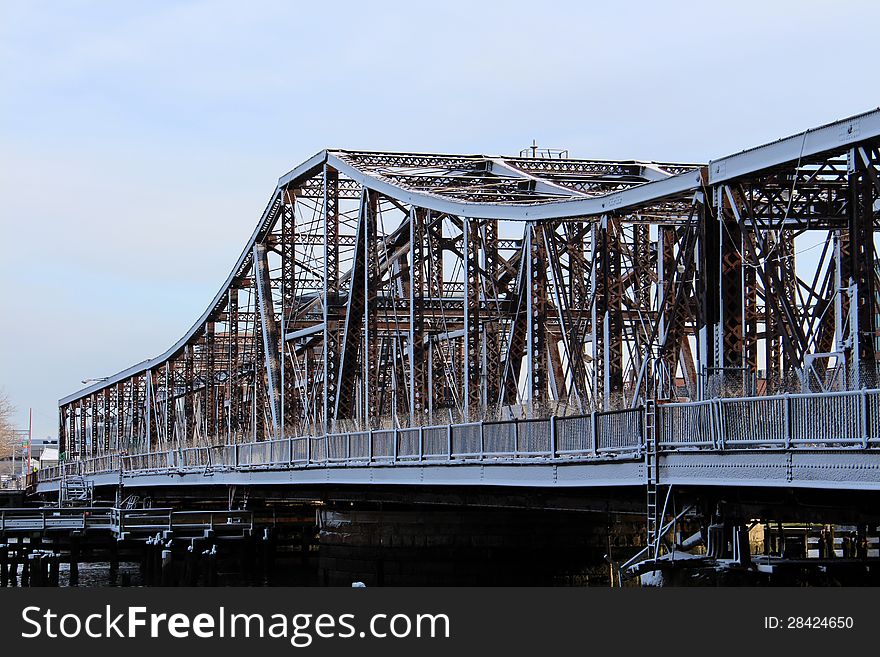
[322, 166, 340, 431]
[849, 147, 878, 382]
[102, 387, 111, 453]
[607, 219, 623, 408]
[281, 188, 296, 432]
[744, 248, 759, 373]
[633, 222, 653, 397]
[778, 232, 798, 375]
[526, 223, 548, 415]
[657, 225, 674, 397]
[718, 185, 744, 370]
[128, 376, 137, 451]
[164, 361, 175, 449]
[67, 405, 74, 458]
[90, 392, 98, 457]
[227, 289, 239, 442]
[204, 322, 216, 441]
[634, 224, 651, 310]
[252, 305, 265, 441]
[764, 231, 782, 384]
[364, 191, 379, 426]
[428, 213, 445, 414]
[698, 196, 721, 397]
[483, 219, 501, 412]
[409, 207, 427, 423]
[254, 243, 282, 440]
[115, 381, 124, 452]
[58, 405, 67, 458]
[594, 216, 623, 408]
[78, 398, 86, 460]
[464, 217, 482, 419]
[184, 345, 194, 447]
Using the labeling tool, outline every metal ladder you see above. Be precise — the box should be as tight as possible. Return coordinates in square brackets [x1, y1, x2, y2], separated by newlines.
[644, 400, 659, 558]
[61, 475, 94, 506]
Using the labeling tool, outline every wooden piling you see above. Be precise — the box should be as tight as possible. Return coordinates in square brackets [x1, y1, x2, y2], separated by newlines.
[69, 539, 80, 586]
[0, 544, 8, 587]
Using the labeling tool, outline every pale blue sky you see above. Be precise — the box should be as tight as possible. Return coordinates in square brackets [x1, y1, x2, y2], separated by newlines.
[1, 0, 878, 438]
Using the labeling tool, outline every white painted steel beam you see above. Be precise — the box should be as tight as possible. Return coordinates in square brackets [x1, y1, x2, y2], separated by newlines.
[709, 108, 880, 184]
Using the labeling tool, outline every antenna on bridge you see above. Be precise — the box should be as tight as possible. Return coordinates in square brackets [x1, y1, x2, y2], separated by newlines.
[519, 139, 569, 159]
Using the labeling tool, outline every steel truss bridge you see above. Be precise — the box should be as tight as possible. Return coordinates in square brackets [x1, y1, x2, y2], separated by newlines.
[38, 109, 880, 558]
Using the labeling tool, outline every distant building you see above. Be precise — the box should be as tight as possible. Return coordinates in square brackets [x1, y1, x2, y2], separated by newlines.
[39, 447, 59, 469]
[29, 437, 58, 460]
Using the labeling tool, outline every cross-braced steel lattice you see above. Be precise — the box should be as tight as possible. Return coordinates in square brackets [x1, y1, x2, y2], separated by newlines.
[59, 110, 880, 457]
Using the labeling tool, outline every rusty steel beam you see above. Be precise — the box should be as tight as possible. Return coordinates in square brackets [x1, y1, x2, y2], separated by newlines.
[56, 113, 880, 459]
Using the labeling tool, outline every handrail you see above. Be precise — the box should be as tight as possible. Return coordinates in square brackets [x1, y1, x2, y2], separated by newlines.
[35, 389, 880, 485]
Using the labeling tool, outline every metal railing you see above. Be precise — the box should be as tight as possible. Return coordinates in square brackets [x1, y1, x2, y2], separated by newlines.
[656, 389, 877, 449]
[868, 389, 880, 443]
[0, 507, 115, 533]
[35, 389, 880, 485]
[111, 508, 254, 538]
[657, 400, 716, 449]
[1, 507, 253, 540]
[595, 408, 643, 453]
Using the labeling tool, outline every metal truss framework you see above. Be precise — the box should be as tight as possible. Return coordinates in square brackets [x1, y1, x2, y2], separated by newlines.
[58, 110, 880, 458]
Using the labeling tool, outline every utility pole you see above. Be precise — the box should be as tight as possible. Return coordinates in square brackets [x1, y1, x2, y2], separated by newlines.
[28, 407, 33, 473]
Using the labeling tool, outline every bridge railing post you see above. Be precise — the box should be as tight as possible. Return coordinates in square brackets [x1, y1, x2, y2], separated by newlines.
[306, 434, 311, 466]
[393, 428, 398, 464]
[783, 394, 792, 449]
[418, 426, 424, 462]
[860, 388, 869, 449]
[715, 399, 726, 451]
[368, 429, 373, 464]
[591, 411, 598, 457]
[479, 421, 484, 460]
[549, 416, 557, 459]
[447, 424, 452, 460]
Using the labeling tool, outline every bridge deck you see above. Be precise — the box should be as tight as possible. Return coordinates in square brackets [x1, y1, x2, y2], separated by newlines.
[35, 391, 880, 494]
